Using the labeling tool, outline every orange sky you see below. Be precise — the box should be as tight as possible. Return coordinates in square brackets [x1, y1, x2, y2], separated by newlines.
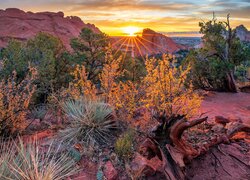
[0, 0, 250, 36]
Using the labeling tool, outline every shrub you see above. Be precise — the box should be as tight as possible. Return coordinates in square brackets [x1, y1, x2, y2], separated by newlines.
[115, 130, 134, 160]
[58, 99, 118, 147]
[69, 64, 97, 100]
[0, 67, 36, 136]
[0, 139, 78, 180]
[143, 54, 202, 118]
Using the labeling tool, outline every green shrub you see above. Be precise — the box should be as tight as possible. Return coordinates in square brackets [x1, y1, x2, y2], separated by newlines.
[58, 98, 118, 147]
[115, 130, 134, 160]
[0, 139, 78, 180]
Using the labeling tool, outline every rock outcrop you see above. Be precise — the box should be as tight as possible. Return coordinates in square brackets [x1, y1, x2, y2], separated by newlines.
[0, 8, 101, 50]
[111, 28, 184, 57]
[235, 25, 250, 42]
[137, 28, 184, 55]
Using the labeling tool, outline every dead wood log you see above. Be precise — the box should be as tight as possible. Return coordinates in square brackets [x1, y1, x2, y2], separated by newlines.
[140, 112, 250, 180]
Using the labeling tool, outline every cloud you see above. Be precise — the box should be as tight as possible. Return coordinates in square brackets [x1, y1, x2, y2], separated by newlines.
[0, 0, 249, 35]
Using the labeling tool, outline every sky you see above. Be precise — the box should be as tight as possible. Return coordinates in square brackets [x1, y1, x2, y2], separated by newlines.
[0, 0, 250, 36]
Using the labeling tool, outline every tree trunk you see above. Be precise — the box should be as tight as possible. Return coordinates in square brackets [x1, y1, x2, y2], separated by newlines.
[226, 71, 237, 92]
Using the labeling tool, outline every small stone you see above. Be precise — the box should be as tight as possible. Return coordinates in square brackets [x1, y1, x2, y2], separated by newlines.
[214, 116, 230, 125]
[211, 124, 225, 133]
[103, 161, 118, 180]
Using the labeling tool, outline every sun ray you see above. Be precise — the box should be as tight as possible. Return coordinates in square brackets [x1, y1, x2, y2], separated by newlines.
[140, 36, 165, 50]
[111, 36, 127, 47]
[121, 37, 132, 64]
[114, 37, 129, 56]
[135, 37, 154, 54]
[133, 37, 145, 61]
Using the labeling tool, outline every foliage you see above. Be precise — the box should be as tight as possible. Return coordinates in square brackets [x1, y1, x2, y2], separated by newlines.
[114, 81, 139, 117]
[120, 56, 147, 82]
[69, 64, 97, 100]
[0, 67, 36, 136]
[70, 48, 140, 118]
[70, 28, 109, 83]
[143, 54, 202, 118]
[99, 49, 140, 117]
[115, 129, 134, 160]
[58, 99, 118, 147]
[99, 48, 122, 104]
[0, 33, 74, 103]
[0, 40, 27, 81]
[186, 15, 250, 91]
[0, 139, 78, 180]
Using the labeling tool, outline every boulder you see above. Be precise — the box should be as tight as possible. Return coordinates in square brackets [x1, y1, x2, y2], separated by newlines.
[130, 152, 164, 179]
[103, 161, 118, 180]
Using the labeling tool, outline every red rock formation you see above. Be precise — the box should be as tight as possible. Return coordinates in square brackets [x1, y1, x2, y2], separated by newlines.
[235, 25, 250, 42]
[0, 8, 101, 50]
[136, 29, 184, 55]
[111, 29, 184, 57]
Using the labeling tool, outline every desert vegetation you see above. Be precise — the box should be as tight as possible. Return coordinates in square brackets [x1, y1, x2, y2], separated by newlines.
[0, 15, 249, 180]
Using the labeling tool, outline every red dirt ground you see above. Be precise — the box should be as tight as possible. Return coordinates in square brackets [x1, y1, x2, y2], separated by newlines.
[200, 92, 250, 125]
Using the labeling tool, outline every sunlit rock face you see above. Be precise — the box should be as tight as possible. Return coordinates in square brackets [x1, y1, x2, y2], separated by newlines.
[0, 8, 101, 50]
[111, 28, 185, 57]
[235, 25, 250, 42]
[137, 28, 184, 55]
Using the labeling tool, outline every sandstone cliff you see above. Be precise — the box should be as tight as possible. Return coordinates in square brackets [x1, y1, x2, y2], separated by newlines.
[0, 8, 101, 50]
[136, 28, 184, 55]
[235, 25, 250, 42]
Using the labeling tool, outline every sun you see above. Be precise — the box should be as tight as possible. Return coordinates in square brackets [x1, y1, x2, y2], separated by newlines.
[122, 26, 140, 36]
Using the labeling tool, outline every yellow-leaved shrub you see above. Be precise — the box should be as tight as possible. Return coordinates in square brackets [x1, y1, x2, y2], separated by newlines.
[143, 54, 202, 118]
[0, 66, 37, 135]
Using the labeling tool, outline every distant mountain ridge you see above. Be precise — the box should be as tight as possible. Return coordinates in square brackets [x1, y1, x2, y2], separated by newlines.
[0, 8, 101, 50]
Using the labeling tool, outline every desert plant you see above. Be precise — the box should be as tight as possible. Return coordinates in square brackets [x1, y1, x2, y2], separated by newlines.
[70, 28, 109, 83]
[0, 67, 36, 136]
[69, 64, 97, 100]
[0, 138, 78, 180]
[58, 99, 118, 147]
[99, 47, 122, 104]
[30, 104, 48, 120]
[115, 130, 134, 160]
[143, 54, 202, 118]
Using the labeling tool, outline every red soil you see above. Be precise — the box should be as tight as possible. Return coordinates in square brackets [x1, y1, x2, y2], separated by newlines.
[200, 92, 250, 125]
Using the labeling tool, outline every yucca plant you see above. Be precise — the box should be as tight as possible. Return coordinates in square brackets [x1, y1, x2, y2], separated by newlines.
[0, 138, 78, 180]
[58, 99, 118, 147]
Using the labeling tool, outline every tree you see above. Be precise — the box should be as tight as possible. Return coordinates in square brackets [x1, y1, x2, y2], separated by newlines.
[186, 14, 250, 92]
[70, 28, 109, 83]
[0, 40, 27, 82]
[0, 33, 73, 103]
